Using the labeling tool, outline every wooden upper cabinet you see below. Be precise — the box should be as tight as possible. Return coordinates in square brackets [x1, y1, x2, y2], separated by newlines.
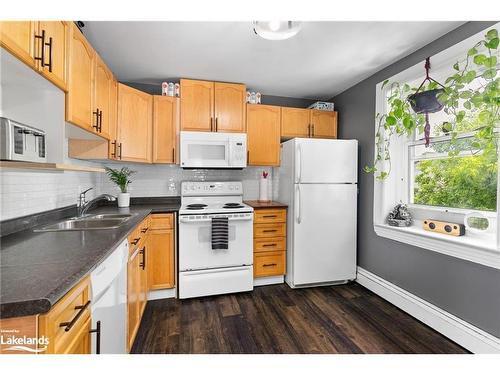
[281, 107, 311, 138]
[94, 54, 113, 139]
[108, 79, 118, 159]
[153, 96, 178, 164]
[247, 104, 281, 166]
[37, 21, 68, 91]
[0, 21, 36, 67]
[214, 82, 246, 132]
[117, 83, 153, 163]
[311, 110, 337, 138]
[180, 79, 214, 131]
[66, 23, 95, 131]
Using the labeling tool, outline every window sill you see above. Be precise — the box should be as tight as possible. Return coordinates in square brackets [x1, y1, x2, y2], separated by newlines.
[374, 223, 500, 270]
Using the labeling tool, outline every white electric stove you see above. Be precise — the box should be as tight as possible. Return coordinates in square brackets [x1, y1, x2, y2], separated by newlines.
[178, 181, 254, 299]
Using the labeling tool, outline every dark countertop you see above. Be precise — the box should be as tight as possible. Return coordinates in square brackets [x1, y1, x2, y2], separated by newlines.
[0, 199, 180, 319]
[244, 200, 288, 209]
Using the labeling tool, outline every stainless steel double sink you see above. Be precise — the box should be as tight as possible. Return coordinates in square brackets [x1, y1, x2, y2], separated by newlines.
[34, 213, 136, 232]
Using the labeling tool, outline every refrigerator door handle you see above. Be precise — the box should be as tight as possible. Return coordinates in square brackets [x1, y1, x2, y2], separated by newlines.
[296, 144, 302, 183]
[296, 185, 302, 224]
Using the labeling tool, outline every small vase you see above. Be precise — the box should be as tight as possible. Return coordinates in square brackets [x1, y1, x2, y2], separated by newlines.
[258, 178, 270, 202]
[118, 192, 131, 208]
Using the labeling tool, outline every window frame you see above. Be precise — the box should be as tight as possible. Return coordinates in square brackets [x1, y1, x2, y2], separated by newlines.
[372, 23, 500, 270]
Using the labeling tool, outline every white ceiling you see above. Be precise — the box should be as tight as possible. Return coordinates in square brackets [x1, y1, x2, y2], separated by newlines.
[83, 21, 464, 100]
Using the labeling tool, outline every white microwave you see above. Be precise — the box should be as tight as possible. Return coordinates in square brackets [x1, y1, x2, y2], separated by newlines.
[180, 131, 247, 169]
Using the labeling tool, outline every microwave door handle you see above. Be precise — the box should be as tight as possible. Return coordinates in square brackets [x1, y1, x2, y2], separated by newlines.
[226, 140, 231, 166]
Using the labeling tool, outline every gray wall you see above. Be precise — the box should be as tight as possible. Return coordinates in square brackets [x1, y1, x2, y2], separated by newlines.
[332, 21, 500, 338]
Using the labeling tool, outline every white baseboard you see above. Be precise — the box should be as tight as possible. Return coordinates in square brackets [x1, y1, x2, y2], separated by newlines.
[148, 288, 176, 301]
[254, 275, 284, 287]
[356, 267, 500, 354]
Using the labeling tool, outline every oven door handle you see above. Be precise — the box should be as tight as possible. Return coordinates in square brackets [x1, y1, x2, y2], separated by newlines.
[179, 216, 252, 223]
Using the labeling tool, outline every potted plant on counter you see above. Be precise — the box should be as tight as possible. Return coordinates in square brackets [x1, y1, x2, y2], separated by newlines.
[105, 167, 136, 207]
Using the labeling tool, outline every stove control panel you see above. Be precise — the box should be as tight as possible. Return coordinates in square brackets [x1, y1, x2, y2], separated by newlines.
[181, 181, 243, 196]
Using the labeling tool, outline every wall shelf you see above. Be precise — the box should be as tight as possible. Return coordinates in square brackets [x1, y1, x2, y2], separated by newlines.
[0, 161, 105, 173]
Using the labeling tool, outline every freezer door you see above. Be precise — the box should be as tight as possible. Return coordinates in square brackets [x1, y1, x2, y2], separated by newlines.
[291, 183, 357, 286]
[295, 139, 358, 183]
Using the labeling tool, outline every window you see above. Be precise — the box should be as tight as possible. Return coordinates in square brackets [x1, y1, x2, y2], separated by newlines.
[406, 75, 498, 213]
[372, 24, 500, 270]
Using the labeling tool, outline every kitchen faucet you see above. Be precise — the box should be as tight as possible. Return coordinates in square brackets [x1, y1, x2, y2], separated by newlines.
[78, 187, 117, 217]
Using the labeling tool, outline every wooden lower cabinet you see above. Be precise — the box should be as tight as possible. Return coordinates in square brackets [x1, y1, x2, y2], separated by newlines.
[60, 317, 91, 354]
[252, 207, 287, 278]
[126, 213, 175, 352]
[148, 214, 175, 290]
[38, 276, 91, 354]
[254, 251, 286, 277]
[127, 217, 149, 352]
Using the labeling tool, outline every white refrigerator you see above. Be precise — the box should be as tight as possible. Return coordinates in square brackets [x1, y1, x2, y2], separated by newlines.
[279, 138, 358, 288]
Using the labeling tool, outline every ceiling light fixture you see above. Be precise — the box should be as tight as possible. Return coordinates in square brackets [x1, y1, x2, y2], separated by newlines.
[253, 21, 302, 41]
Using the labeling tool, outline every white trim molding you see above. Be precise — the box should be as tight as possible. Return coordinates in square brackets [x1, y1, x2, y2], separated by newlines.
[356, 267, 500, 353]
[375, 224, 500, 270]
[148, 288, 176, 301]
[253, 275, 284, 287]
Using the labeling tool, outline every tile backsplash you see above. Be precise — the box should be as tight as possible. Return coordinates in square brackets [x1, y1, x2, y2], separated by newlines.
[0, 170, 100, 221]
[0, 163, 279, 221]
[99, 163, 279, 201]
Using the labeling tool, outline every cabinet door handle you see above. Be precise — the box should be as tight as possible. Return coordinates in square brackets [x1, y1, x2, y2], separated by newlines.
[98, 110, 103, 132]
[45, 36, 53, 72]
[263, 215, 277, 218]
[34, 30, 46, 67]
[131, 237, 141, 245]
[172, 148, 175, 162]
[59, 300, 90, 332]
[111, 141, 117, 158]
[311, 124, 315, 137]
[93, 109, 100, 131]
[141, 227, 148, 233]
[262, 229, 277, 233]
[263, 263, 277, 267]
[89, 320, 101, 354]
[215, 117, 218, 132]
[118, 143, 123, 159]
[139, 246, 146, 270]
[262, 243, 277, 247]
[210, 117, 213, 132]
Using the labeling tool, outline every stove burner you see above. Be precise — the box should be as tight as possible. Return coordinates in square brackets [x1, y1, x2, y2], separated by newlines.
[223, 204, 244, 209]
[186, 203, 207, 210]
[224, 203, 242, 207]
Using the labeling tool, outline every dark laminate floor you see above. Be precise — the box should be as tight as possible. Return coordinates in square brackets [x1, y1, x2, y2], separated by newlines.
[131, 283, 469, 354]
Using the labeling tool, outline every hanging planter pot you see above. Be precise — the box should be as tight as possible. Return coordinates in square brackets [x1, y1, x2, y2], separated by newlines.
[406, 57, 446, 147]
[408, 88, 445, 114]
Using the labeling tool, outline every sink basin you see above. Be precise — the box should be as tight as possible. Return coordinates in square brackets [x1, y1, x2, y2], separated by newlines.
[34, 213, 136, 232]
[83, 214, 134, 220]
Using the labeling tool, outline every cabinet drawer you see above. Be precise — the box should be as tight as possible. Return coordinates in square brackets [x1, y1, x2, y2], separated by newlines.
[254, 223, 286, 238]
[254, 209, 286, 224]
[254, 237, 286, 253]
[254, 251, 286, 277]
[39, 276, 91, 354]
[150, 213, 174, 230]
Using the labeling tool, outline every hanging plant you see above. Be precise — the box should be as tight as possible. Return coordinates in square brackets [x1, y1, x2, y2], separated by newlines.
[365, 28, 500, 180]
